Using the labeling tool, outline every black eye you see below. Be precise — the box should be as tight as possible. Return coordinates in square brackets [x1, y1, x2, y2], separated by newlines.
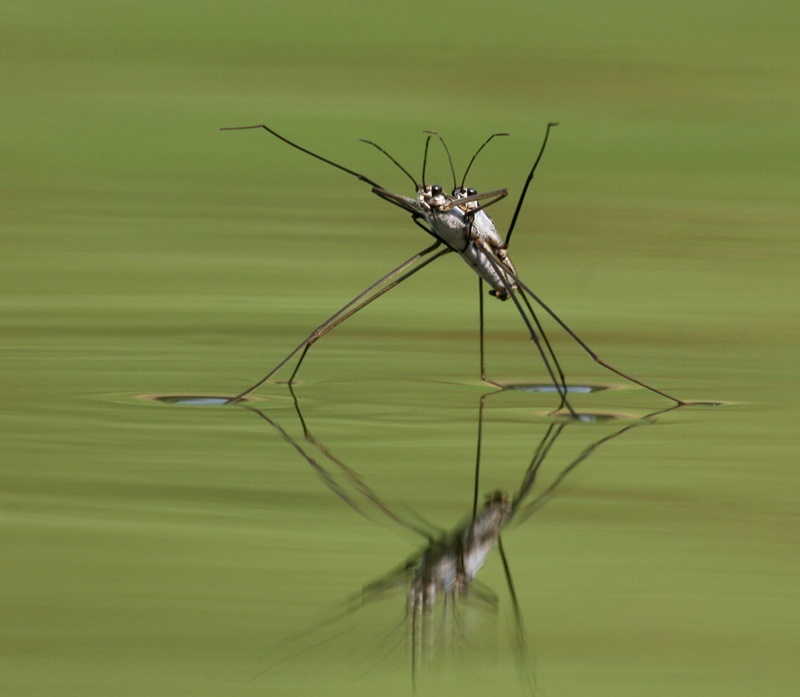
[467, 188, 478, 196]
[431, 185, 442, 196]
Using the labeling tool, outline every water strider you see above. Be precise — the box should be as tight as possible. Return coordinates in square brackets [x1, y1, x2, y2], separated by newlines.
[422, 128, 572, 412]
[244, 386, 684, 688]
[221, 124, 684, 413]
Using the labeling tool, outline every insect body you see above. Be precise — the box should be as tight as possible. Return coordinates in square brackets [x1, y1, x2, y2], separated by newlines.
[450, 185, 518, 300]
[377, 182, 518, 300]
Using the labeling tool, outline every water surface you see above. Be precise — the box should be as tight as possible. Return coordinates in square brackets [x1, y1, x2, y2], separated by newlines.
[2, 2, 799, 696]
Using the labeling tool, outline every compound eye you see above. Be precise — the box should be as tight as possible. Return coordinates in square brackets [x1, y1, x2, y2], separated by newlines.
[431, 184, 442, 196]
[467, 187, 478, 196]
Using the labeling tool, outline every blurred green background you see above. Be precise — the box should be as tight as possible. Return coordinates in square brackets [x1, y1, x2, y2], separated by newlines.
[2, 1, 798, 696]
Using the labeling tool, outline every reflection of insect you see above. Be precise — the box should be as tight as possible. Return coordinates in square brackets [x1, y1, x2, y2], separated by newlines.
[223, 124, 683, 415]
[246, 387, 681, 688]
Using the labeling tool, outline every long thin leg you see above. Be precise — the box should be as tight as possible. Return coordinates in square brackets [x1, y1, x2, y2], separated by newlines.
[494, 123, 682, 403]
[510, 273, 684, 404]
[476, 243, 578, 417]
[516, 290, 571, 396]
[220, 124, 384, 188]
[502, 281, 575, 416]
[479, 276, 568, 403]
[229, 242, 448, 403]
[440, 188, 509, 213]
[281, 232, 437, 385]
[478, 280, 502, 387]
[283, 244, 450, 383]
[480, 260, 573, 407]
[505, 122, 558, 248]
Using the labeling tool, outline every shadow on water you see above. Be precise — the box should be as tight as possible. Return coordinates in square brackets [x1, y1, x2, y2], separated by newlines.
[240, 386, 687, 692]
[505, 383, 608, 394]
[141, 394, 253, 406]
[148, 395, 234, 406]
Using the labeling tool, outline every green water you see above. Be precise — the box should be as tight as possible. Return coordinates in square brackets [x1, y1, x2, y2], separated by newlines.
[2, 2, 799, 695]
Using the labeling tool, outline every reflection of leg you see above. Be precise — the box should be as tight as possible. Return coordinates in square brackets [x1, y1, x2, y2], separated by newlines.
[472, 391, 487, 520]
[512, 402, 685, 527]
[245, 405, 366, 516]
[285, 384, 432, 538]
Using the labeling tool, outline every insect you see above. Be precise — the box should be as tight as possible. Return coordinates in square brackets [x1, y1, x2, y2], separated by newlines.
[420, 129, 572, 412]
[221, 124, 684, 413]
[245, 386, 681, 688]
